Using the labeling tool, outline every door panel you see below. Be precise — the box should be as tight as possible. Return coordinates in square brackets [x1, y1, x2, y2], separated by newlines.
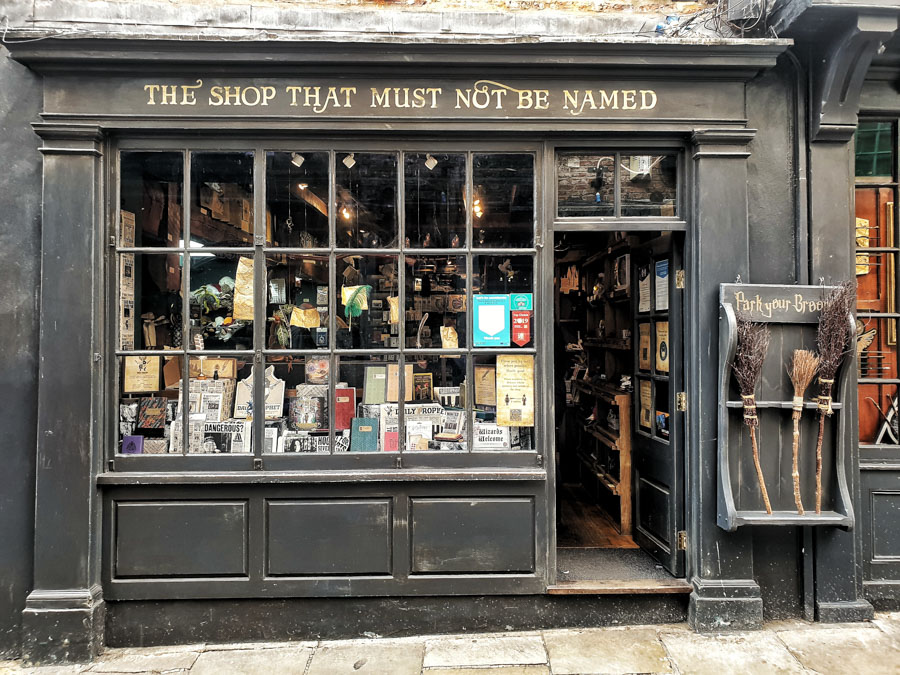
[632, 233, 685, 576]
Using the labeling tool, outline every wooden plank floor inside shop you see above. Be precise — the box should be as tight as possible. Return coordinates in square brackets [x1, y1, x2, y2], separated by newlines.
[557, 483, 638, 548]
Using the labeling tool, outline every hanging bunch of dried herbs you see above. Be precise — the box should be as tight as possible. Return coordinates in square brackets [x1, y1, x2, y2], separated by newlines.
[788, 349, 819, 515]
[814, 280, 855, 514]
[733, 313, 772, 514]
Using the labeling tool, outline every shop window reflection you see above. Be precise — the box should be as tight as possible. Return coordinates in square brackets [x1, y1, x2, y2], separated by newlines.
[472, 154, 534, 248]
[336, 152, 398, 248]
[404, 153, 466, 248]
[190, 152, 254, 247]
[266, 151, 330, 248]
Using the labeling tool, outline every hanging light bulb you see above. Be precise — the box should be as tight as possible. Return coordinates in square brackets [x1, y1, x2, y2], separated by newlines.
[297, 183, 308, 191]
[341, 206, 352, 221]
[424, 154, 438, 171]
[342, 153, 356, 169]
[290, 152, 305, 168]
[473, 198, 484, 219]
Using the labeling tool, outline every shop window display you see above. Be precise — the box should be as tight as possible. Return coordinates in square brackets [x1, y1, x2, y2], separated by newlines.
[115, 147, 538, 461]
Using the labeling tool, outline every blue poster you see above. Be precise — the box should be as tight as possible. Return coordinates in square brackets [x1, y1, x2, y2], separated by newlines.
[473, 294, 511, 347]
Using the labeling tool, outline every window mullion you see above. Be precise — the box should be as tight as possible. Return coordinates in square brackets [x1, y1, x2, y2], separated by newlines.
[328, 150, 337, 454]
[253, 148, 266, 461]
[465, 151, 474, 454]
[180, 151, 191, 456]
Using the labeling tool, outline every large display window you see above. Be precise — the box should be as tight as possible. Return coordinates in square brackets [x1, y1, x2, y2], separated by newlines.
[112, 144, 539, 468]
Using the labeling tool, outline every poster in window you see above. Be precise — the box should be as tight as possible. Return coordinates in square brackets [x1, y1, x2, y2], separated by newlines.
[496, 354, 535, 427]
[638, 323, 651, 371]
[124, 355, 161, 393]
[473, 294, 511, 347]
[638, 265, 651, 313]
[474, 365, 497, 406]
[413, 373, 434, 401]
[654, 259, 669, 311]
[655, 321, 670, 373]
[639, 379, 652, 429]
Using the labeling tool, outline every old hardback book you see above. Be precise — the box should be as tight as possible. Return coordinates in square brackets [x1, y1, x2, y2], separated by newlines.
[363, 366, 388, 404]
[350, 417, 379, 452]
[289, 384, 328, 431]
[334, 387, 356, 430]
[137, 396, 167, 429]
[386, 363, 414, 402]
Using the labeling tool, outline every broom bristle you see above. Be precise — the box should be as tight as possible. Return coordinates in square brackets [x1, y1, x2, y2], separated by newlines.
[817, 280, 856, 380]
[733, 314, 770, 396]
[790, 349, 820, 396]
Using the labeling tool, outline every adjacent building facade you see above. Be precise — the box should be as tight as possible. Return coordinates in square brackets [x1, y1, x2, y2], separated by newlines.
[1, 0, 900, 664]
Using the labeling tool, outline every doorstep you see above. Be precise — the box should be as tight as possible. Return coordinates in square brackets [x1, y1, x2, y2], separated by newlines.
[546, 578, 693, 595]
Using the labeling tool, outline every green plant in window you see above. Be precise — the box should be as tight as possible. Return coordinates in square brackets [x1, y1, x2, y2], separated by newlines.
[268, 304, 296, 348]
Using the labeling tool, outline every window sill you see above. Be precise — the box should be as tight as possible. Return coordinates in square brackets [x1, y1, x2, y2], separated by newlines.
[97, 468, 547, 485]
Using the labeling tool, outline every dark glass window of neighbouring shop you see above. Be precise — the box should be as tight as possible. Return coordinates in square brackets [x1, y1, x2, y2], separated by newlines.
[113, 146, 539, 467]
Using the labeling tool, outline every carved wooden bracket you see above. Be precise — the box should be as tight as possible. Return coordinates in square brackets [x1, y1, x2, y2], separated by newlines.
[812, 13, 899, 142]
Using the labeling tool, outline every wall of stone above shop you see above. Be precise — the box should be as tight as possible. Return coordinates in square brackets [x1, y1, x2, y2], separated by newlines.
[0, 0, 751, 43]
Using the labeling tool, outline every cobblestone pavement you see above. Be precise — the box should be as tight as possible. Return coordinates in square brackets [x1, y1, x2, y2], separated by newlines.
[2, 612, 898, 674]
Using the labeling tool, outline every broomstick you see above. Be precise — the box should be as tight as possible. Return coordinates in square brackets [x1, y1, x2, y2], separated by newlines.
[789, 350, 819, 515]
[814, 281, 855, 514]
[734, 314, 772, 514]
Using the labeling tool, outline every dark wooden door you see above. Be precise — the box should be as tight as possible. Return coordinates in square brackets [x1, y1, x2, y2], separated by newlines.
[631, 233, 685, 577]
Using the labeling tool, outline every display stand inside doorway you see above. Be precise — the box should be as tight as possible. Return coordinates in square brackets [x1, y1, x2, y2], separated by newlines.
[717, 283, 854, 531]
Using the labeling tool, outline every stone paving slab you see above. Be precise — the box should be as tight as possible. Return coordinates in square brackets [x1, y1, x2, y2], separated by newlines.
[423, 635, 546, 669]
[659, 630, 807, 675]
[873, 613, 900, 646]
[307, 639, 425, 675]
[201, 641, 317, 652]
[191, 645, 312, 675]
[86, 644, 203, 673]
[544, 627, 671, 675]
[424, 667, 550, 675]
[776, 625, 900, 675]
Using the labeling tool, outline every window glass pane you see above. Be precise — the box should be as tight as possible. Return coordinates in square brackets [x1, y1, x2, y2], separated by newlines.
[556, 153, 614, 217]
[118, 252, 183, 350]
[266, 254, 329, 350]
[405, 255, 467, 349]
[336, 152, 398, 248]
[335, 254, 399, 349]
[120, 151, 183, 247]
[265, 151, 329, 248]
[472, 354, 535, 451]
[190, 152, 254, 247]
[473, 153, 534, 247]
[857, 317, 898, 380]
[405, 354, 467, 452]
[855, 121, 894, 180]
[860, 382, 900, 445]
[189, 252, 254, 350]
[338, 355, 400, 452]
[270, 357, 331, 453]
[404, 152, 466, 248]
[181, 356, 253, 454]
[473, 254, 534, 348]
[619, 154, 677, 217]
[117, 355, 177, 455]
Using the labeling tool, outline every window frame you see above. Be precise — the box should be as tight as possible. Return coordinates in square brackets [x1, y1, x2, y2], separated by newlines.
[855, 118, 900, 456]
[108, 138, 544, 473]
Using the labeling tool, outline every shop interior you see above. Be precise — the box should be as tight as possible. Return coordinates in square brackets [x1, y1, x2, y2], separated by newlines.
[554, 228, 683, 585]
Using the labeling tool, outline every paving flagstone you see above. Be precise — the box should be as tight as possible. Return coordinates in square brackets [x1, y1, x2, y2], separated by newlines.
[307, 639, 424, 675]
[776, 625, 900, 675]
[191, 645, 313, 675]
[423, 667, 550, 675]
[659, 630, 807, 675]
[423, 635, 546, 669]
[543, 627, 672, 675]
[87, 644, 202, 673]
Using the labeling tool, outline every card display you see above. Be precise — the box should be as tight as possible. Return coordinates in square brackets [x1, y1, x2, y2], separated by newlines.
[124, 355, 160, 393]
[656, 321, 670, 373]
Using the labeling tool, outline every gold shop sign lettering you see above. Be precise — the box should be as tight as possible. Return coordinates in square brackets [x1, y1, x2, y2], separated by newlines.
[48, 76, 742, 120]
[141, 79, 657, 115]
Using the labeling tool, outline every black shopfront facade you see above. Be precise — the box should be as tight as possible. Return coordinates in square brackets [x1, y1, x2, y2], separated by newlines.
[3, 17, 897, 663]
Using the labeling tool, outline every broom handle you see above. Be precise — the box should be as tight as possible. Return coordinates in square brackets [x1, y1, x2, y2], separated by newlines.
[750, 426, 773, 515]
[792, 409, 804, 515]
[815, 410, 825, 514]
